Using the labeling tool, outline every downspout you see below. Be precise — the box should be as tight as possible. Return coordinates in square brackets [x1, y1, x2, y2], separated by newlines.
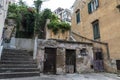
[106, 43, 110, 60]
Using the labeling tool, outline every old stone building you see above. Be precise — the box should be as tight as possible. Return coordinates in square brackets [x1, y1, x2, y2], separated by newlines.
[36, 39, 93, 74]
[71, 0, 120, 73]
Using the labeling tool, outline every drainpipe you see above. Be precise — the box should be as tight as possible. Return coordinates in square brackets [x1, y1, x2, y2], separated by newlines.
[106, 43, 110, 60]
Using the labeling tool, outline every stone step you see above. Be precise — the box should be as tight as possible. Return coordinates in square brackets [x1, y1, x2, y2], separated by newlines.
[3, 49, 26, 51]
[0, 68, 39, 73]
[2, 52, 29, 56]
[1, 57, 33, 61]
[3, 49, 27, 53]
[1, 55, 32, 59]
[0, 72, 40, 79]
[0, 61, 36, 64]
[1, 49, 39, 79]
[2, 54, 31, 57]
[0, 64, 37, 68]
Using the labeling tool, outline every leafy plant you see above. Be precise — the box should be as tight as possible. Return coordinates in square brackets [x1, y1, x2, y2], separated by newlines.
[47, 21, 60, 34]
[47, 20, 71, 35]
[34, 8, 53, 38]
[7, 1, 35, 38]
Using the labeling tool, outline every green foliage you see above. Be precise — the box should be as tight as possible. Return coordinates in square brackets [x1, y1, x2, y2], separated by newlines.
[7, 3, 18, 19]
[47, 21, 71, 35]
[34, 13, 41, 34]
[7, 0, 70, 39]
[34, 0, 42, 13]
[50, 14, 59, 21]
[47, 21, 59, 34]
[7, 1, 35, 38]
[34, 8, 53, 38]
[46, 9, 71, 35]
[60, 22, 71, 33]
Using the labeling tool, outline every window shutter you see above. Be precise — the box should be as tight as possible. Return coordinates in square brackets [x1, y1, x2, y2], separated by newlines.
[77, 12, 80, 23]
[88, 2, 92, 14]
[92, 20, 100, 39]
[93, 26, 97, 39]
[95, 0, 99, 8]
[76, 11, 80, 24]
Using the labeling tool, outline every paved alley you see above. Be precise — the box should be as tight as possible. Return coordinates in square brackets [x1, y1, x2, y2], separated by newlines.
[1, 73, 120, 80]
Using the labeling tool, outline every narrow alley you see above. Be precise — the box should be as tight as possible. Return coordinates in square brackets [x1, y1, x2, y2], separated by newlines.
[3, 73, 120, 80]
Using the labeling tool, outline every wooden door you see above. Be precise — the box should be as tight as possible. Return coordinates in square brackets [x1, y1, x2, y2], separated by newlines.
[94, 52, 104, 72]
[44, 48, 56, 74]
[66, 49, 76, 73]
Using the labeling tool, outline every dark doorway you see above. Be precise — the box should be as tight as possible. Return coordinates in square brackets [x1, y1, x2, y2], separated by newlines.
[116, 60, 120, 70]
[44, 48, 56, 74]
[94, 51, 104, 72]
[66, 49, 76, 73]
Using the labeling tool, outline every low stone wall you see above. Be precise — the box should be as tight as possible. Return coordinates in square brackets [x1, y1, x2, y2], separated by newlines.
[15, 38, 34, 51]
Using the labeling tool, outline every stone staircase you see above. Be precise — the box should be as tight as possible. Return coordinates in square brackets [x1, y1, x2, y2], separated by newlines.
[0, 49, 40, 79]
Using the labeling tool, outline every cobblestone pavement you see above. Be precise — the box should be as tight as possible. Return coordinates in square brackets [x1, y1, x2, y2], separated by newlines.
[1, 73, 120, 80]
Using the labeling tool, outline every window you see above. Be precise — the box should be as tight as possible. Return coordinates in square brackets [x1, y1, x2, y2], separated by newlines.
[92, 20, 100, 39]
[76, 9, 80, 24]
[80, 48, 88, 56]
[88, 2, 92, 14]
[88, 0, 99, 14]
[116, 60, 120, 70]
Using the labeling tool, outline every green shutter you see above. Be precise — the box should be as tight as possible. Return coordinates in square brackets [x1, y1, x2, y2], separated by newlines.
[93, 26, 96, 39]
[88, 2, 92, 14]
[93, 23, 100, 39]
[76, 12, 80, 24]
[95, 0, 99, 8]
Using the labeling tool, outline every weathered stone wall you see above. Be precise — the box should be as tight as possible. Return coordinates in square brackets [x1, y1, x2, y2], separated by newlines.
[36, 48, 45, 72]
[37, 39, 94, 74]
[76, 47, 94, 73]
[56, 48, 66, 74]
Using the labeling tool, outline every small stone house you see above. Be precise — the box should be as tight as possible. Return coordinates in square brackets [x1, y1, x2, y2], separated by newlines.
[36, 39, 94, 74]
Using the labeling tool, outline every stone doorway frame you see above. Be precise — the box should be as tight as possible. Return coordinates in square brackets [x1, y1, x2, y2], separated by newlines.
[93, 48, 104, 72]
[43, 47, 57, 74]
[65, 49, 76, 73]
